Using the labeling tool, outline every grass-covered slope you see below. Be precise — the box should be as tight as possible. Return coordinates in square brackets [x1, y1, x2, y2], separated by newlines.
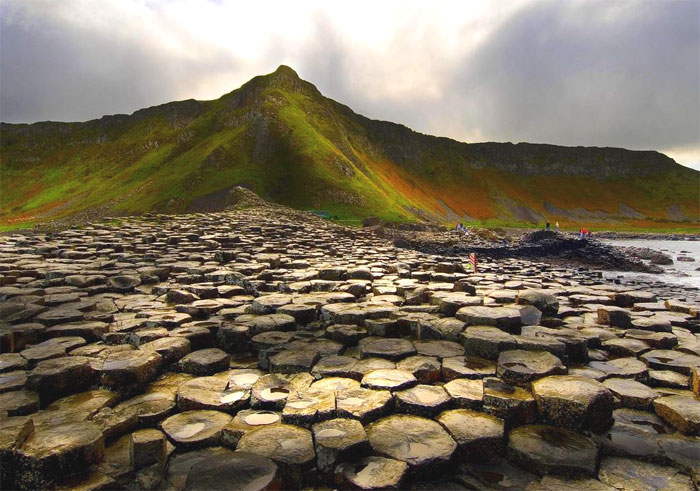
[1, 65, 698, 230]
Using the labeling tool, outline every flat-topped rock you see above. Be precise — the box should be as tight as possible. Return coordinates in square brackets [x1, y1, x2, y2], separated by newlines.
[221, 409, 282, 447]
[394, 384, 451, 416]
[251, 374, 293, 410]
[0, 353, 28, 372]
[176, 376, 249, 412]
[482, 377, 537, 426]
[0, 389, 39, 416]
[235, 313, 296, 335]
[497, 350, 566, 387]
[367, 415, 457, 469]
[435, 292, 482, 316]
[14, 421, 105, 489]
[251, 294, 295, 315]
[442, 355, 496, 381]
[21, 343, 67, 365]
[109, 390, 176, 427]
[282, 388, 335, 427]
[653, 395, 700, 435]
[641, 350, 700, 376]
[183, 451, 281, 491]
[359, 337, 416, 361]
[424, 317, 466, 341]
[413, 339, 464, 359]
[140, 336, 191, 365]
[336, 387, 393, 423]
[312, 418, 369, 474]
[100, 349, 162, 391]
[461, 326, 518, 360]
[532, 375, 614, 432]
[45, 321, 108, 342]
[602, 378, 658, 410]
[162, 447, 235, 490]
[178, 348, 230, 375]
[437, 408, 504, 460]
[34, 308, 85, 326]
[311, 355, 360, 380]
[236, 424, 316, 481]
[160, 410, 232, 448]
[130, 428, 167, 469]
[649, 368, 689, 389]
[361, 369, 417, 391]
[516, 290, 559, 315]
[325, 324, 368, 345]
[27, 356, 96, 402]
[334, 455, 408, 489]
[630, 316, 673, 332]
[589, 357, 648, 380]
[443, 378, 483, 409]
[598, 456, 695, 491]
[456, 306, 521, 333]
[597, 306, 632, 328]
[108, 275, 141, 293]
[270, 348, 319, 374]
[602, 337, 650, 357]
[507, 425, 598, 477]
[625, 329, 677, 350]
[276, 303, 317, 325]
[396, 355, 441, 383]
[311, 376, 360, 392]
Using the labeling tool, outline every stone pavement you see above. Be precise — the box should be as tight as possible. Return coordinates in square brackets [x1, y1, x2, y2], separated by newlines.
[0, 206, 698, 490]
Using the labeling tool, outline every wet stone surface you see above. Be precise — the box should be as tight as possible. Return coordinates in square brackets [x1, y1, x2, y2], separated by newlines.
[0, 205, 698, 489]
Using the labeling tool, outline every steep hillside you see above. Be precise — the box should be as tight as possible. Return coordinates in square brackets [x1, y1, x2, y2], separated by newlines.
[1, 65, 698, 230]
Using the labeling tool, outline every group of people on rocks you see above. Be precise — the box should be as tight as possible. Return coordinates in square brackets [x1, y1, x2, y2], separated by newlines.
[455, 220, 592, 239]
[544, 221, 592, 238]
[455, 222, 469, 235]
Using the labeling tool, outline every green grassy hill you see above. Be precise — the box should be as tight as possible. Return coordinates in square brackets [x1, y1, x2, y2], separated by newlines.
[1, 65, 698, 230]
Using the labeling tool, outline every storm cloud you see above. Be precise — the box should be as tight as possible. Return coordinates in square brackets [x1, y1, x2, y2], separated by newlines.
[1, 0, 699, 169]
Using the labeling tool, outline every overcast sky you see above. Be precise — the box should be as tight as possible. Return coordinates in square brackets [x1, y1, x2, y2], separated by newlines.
[2, 0, 699, 170]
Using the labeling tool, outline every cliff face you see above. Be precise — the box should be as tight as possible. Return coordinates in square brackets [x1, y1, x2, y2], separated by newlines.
[1, 65, 698, 229]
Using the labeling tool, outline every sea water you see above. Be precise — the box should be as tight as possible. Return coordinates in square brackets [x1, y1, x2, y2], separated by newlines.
[601, 239, 700, 289]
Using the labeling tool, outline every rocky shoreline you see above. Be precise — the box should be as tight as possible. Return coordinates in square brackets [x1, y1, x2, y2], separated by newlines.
[383, 228, 665, 273]
[0, 201, 699, 490]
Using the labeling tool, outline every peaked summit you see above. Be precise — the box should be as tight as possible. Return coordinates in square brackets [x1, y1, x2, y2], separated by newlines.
[1, 66, 698, 229]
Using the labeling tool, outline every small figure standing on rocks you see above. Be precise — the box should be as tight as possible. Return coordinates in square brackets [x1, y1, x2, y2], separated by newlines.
[555, 221, 560, 231]
[545, 222, 551, 231]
